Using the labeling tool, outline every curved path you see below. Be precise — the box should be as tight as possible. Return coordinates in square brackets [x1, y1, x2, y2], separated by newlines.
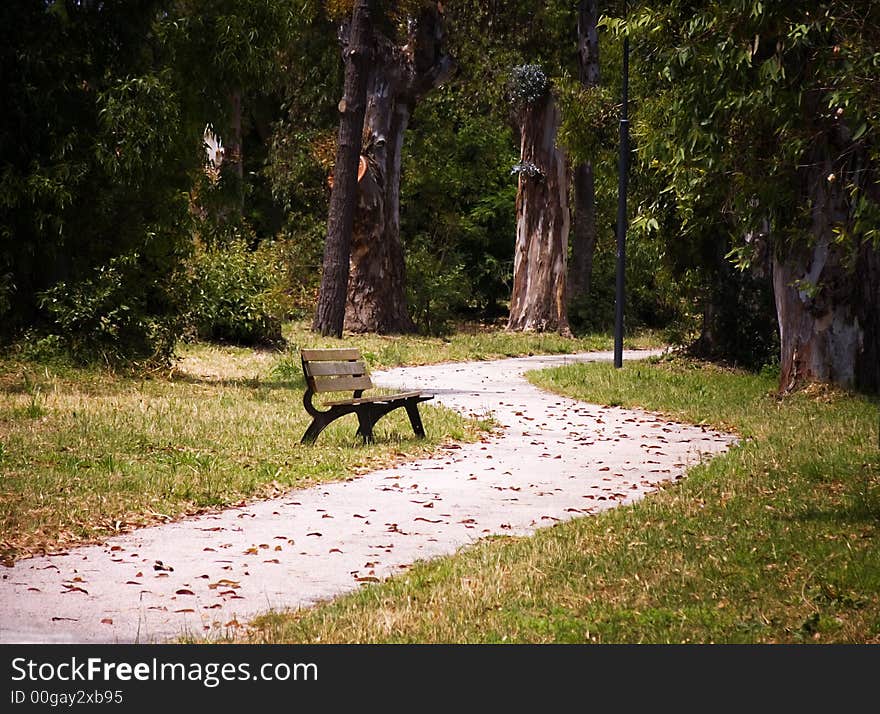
[0, 351, 735, 643]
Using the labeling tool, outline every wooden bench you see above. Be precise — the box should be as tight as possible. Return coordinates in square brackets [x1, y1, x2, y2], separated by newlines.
[300, 348, 433, 444]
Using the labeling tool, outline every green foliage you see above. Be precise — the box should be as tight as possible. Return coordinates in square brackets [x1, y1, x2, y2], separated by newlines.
[555, 77, 617, 166]
[187, 238, 292, 347]
[624, 1, 880, 261]
[0, 1, 198, 357]
[508, 64, 549, 107]
[38, 253, 188, 365]
[401, 84, 519, 320]
[405, 238, 471, 335]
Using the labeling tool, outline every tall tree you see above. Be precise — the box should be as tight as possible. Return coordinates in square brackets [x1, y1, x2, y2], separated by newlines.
[629, 1, 880, 393]
[567, 0, 600, 306]
[312, 0, 374, 337]
[344, 2, 453, 333]
[507, 65, 572, 335]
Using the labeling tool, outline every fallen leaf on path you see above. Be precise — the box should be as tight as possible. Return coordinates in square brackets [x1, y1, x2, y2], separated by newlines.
[208, 580, 240, 590]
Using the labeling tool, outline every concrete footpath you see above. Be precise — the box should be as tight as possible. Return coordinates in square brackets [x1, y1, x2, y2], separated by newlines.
[0, 350, 735, 643]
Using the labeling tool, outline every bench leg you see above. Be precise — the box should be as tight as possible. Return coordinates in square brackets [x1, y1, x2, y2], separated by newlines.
[355, 408, 378, 444]
[405, 401, 426, 438]
[301, 415, 331, 444]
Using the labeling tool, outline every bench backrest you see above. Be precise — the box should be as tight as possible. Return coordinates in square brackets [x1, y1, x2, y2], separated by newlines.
[300, 348, 372, 394]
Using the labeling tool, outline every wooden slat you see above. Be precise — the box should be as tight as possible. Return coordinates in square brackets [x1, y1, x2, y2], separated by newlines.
[323, 391, 426, 406]
[300, 348, 361, 361]
[311, 375, 373, 393]
[305, 360, 368, 377]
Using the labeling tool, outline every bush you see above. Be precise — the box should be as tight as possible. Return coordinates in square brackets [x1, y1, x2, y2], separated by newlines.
[187, 237, 291, 347]
[405, 238, 471, 335]
[38, 252, 187, 365]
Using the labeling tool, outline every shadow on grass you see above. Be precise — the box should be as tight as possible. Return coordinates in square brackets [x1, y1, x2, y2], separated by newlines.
[168, 372, 306, 391]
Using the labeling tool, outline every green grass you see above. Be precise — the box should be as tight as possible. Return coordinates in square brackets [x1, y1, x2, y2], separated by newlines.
[239, 357, 880, 644]
[0, 322, 631, 563]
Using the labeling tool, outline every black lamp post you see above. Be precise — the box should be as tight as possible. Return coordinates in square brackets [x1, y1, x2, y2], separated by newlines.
[614, 4, 629, 369]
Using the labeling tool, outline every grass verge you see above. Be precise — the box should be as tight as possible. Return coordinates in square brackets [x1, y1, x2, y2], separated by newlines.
[240, 357, 879, 643]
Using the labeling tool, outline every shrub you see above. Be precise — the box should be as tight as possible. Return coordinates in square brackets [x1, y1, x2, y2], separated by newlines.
[187, 237, 291, 347]
[38, 252, 187, 365]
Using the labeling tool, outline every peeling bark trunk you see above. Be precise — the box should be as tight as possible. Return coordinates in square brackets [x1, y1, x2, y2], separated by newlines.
[568, 0, 600, 305]
[344, 6, 452, 334]
[774, 146, 880, 393]
[312, 0, 373, 337]
[507, 92, 571, 335]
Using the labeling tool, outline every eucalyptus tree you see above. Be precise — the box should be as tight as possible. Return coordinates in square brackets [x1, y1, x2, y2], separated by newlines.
[627, 1, 880, 392]
[343, 1, 453, 333]
[506, 64, 572, 335]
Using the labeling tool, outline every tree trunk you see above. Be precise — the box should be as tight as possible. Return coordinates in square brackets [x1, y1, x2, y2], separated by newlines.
[568, 161, 597, 301]
[312, 0, 373, 337]
[507, 91, 572, 335]
[568, 0, 600, 305]
[343, 5, 452, 334]
[774, 148, 880, 393]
